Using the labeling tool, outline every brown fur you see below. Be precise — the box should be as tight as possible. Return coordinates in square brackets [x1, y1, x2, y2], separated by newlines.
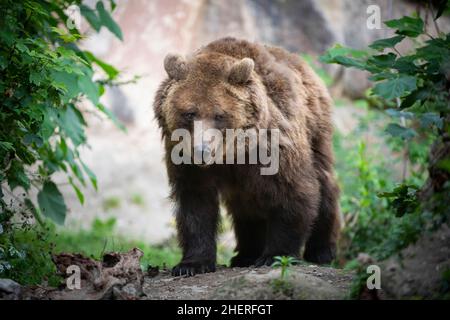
[153, 37, 340, 276]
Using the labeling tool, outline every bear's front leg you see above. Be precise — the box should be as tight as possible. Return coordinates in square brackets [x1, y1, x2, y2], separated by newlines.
[254, 205, 314, 267]
[171, 180, 219, 277]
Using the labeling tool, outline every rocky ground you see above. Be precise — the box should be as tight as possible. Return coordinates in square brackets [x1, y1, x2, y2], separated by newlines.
[0, 250, 354, 300]
[2, 224, 449, 300]
[143, 265, 353, 300]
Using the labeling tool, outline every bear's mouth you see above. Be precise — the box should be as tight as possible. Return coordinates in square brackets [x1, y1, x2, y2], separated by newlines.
[196, 163, 211, 168]
[193, 149, 217, 167]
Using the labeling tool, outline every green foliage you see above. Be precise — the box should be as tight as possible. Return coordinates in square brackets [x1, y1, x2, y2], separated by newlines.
[378, 184, 419, 218]
[321, 17, 450, 136]
[0, 0, 125, 284]
[323, 7, 450, 263]
[334, 126, 393, 260]
[0, 0, 124, 224]
[37, 181, 67, 225]
[95, 1, 123, 40]
[384, 16, 424, 37]
[51, 218, 181, 270]
[0, 221, 60, 286]
[333, 103, 429, 262]
[0, 217, 183, 285]
[347, 262, 371, 299]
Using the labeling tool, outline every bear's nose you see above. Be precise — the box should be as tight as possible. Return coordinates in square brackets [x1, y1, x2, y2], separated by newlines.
[194, 144, 211, 161]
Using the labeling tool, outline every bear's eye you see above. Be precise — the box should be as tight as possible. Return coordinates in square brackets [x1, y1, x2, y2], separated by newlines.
[182, 111, 197, 121]
[214, 113, 225, 121]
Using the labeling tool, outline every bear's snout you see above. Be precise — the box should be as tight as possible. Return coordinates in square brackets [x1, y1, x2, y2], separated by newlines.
[193, 143, 212, 165]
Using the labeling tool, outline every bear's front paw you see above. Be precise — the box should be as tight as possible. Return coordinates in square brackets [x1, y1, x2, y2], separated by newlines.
[303, 246, 335, 264]
[230, 254, 257, 268]
[172, 260, 216, 277]
[254, 255, 276, 267]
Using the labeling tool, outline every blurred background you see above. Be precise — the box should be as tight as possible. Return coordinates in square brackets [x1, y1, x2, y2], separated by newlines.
[51, 0, 448, 267]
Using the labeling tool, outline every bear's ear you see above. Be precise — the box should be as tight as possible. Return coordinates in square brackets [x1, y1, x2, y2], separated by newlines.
[164, 53, 188, 80]
[228, 58, 254, 85]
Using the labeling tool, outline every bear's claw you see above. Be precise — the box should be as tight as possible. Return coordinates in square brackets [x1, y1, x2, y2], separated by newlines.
[303, 246, 335, 264]
[172, 261, 216, 277]
[254, 255, 276, 267]
[230, 255, 257, 268]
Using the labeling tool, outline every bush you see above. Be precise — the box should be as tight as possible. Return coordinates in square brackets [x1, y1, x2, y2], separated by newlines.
[325, 4, 450, 264]
[0, 0, 124, 283]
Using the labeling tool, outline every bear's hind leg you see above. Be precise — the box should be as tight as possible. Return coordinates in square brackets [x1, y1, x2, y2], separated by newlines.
[230, 217, 266, 267]
[303, 172, 340, 264]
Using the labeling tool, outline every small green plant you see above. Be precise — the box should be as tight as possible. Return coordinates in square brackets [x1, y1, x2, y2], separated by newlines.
[271, 256, 299, 279]
[130, 193, 145, 207]
[270, 256, 298, 297]
[102, 196, 121, 211]
[347, 262, 371, 299]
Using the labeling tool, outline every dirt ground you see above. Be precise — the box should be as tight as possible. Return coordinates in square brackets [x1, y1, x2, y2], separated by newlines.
[143, 264, 354, 300]
[2, 249, 353, 300]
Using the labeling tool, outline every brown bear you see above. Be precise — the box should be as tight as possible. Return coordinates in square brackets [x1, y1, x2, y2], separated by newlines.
[153, 37, 340, 276]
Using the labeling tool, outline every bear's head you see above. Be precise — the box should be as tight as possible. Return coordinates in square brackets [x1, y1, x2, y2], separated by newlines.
[156, 52, 271, 166]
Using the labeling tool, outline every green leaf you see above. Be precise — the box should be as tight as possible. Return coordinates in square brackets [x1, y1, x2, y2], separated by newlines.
[81, 161, 98, 191]
[385, 109, 414, 119]
[400, 88, 429, 109]
[7, 160, 30, 191]
[385, 16, 424, 37]
[96, 1, 123, 40]
[332, 56, 367, 70]
[419, 113, 443, 129]
[385, 123, 417, 140]
[23, 134, 43, 148]
[96, 103, 126, 132]
[369, 35, 405, 51]
[50, 27, 81, 43]
[392, 55, 419, 74]
[378, 184, 419, 217]
[434, 0, 449, 20]
[109, 0, 117, 11]
[58, 105, 86, 146]
[78, 72, 100, 104]
[69, 177, 85, 204]
[437, 159, 450, 173]
[51, 70, 80, 101]
[319, 44, 367, 70]
[29, 70, 46, 86]
[37, 181, 67, 225]
[0, 141, 15, 152]
[80, 4, 101, 31]
[368, 53, 397, 68]
[83, 51, 119, 80]
[373, 75, 417, 100]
